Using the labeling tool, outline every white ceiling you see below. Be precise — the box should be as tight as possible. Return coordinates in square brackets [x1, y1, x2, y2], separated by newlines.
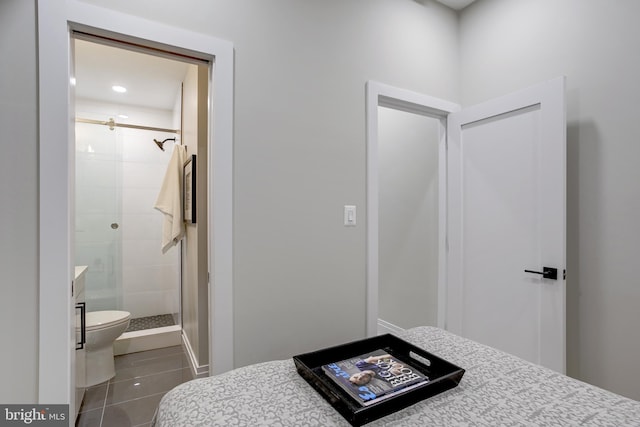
[74, 1, 475, 111]
[74, 39, 189, 111]
[435, 0, 476, 10]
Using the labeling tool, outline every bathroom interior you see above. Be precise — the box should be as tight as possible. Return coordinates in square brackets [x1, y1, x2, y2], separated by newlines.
[73, 33, 211, 404]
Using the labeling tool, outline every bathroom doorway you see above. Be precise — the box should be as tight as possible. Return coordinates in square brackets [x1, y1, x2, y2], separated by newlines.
[73, 34, 210, 368]
[38, 3, 235, 406]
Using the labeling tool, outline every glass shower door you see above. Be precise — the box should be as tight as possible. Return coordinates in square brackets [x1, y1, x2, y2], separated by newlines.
[75, 114, 123, 312]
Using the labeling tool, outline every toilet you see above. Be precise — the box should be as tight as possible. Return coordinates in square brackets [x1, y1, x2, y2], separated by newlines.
[82, 310, 131, 387]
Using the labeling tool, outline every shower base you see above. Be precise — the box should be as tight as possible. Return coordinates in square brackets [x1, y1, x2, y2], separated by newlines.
[114, 323, 181, 356]
[125, 313, 176, 332]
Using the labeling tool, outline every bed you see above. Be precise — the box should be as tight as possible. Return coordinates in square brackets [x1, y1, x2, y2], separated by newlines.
[153, 327, 640, 426]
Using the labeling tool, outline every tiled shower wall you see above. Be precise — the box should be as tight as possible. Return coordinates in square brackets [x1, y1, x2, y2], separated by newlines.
[76, 99, 180, 319]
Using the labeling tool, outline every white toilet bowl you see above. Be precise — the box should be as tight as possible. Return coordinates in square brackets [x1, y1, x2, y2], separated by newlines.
[82, 310, 131, 387]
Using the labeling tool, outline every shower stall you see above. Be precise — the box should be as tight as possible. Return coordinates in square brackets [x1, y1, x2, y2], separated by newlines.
[75, 100, 182, 350]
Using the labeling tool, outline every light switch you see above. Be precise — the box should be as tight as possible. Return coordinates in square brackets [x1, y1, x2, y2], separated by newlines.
[344, 205, 356, 226]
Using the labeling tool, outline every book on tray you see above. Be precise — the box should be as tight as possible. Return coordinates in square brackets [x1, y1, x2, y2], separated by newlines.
[321, 349, 429, 406]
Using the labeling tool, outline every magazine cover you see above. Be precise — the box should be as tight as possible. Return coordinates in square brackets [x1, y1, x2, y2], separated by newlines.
[321, 349, 429, 406]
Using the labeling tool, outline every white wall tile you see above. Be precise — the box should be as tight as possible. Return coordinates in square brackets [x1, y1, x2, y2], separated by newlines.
[122, 186, 159, 214]
[76, 99, 180, 319]
[122, 161, 169, 189]
[123, 289, 179, 318]
[121, 212, 163, 240]
[123, 264, 179, 293]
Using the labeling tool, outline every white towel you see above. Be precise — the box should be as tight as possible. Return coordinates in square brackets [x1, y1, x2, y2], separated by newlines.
[154, 144, 187, 253]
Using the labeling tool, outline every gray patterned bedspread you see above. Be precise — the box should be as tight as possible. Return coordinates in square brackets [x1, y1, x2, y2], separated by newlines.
[153, 327, 640, 426]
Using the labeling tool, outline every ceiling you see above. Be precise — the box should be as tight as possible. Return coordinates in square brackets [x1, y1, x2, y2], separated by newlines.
[74, 1, 475, 112]
[74, 39, 190, 112]
[435, 0, 476, 10]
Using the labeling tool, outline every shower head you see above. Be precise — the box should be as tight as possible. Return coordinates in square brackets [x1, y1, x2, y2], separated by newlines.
[153, 137, 176, 151]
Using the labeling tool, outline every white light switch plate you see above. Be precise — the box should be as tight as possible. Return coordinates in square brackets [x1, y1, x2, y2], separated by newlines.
[344, 205, 356, 226]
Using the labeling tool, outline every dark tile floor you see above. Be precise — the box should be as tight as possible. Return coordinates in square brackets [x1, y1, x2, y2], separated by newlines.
[75, 345, 194, 427]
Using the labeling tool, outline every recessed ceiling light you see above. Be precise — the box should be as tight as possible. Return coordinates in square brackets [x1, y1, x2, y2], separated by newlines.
[70, 77, 76, 86]
[117, 114, 129, 119]
[112, 85, 127, 93]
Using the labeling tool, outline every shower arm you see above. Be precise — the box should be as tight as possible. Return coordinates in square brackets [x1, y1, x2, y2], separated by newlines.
[154, 138, 177, 151]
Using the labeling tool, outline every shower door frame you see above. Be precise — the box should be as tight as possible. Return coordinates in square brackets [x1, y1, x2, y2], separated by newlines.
[37, 0, 235, 411]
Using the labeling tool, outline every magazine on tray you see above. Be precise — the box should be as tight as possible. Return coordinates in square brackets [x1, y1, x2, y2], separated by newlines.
[321, 349, 429, 406]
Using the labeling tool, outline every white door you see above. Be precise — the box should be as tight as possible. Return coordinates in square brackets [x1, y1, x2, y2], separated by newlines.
[446, 77, 566, 373]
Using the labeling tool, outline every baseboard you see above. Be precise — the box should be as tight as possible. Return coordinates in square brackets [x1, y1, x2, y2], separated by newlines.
[377, 319, 405, 336]
[182, 331, 209, 378]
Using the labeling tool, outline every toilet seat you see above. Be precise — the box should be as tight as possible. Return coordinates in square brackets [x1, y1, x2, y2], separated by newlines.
[85, 310, 131, 332]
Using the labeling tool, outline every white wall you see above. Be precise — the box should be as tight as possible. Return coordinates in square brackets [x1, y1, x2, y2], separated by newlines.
[76, 0, 460, 368]
[378, 107, 440, 329]
[460, 0, 640, 400]
[0, 0, 39, 403]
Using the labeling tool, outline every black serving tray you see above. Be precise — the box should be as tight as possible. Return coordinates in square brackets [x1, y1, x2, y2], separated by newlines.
[293, 334, 465, 426]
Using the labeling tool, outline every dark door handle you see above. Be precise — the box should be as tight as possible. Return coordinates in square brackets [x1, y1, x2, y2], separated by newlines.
[524, 267, 558, 280]
[76, 302, 86, 350]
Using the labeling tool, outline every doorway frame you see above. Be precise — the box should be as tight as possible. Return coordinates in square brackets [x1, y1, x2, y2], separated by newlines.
[37, 0, 234, 405]
[365, 81, 459, 337]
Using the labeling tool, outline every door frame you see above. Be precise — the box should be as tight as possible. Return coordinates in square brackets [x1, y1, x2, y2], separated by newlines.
[37, 0, 234, 407]
[365, 81, 459, 336]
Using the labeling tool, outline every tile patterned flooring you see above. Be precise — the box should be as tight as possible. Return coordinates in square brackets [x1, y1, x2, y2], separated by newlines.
[124, 314, 176, 333]
[75, 345, 194, 427]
